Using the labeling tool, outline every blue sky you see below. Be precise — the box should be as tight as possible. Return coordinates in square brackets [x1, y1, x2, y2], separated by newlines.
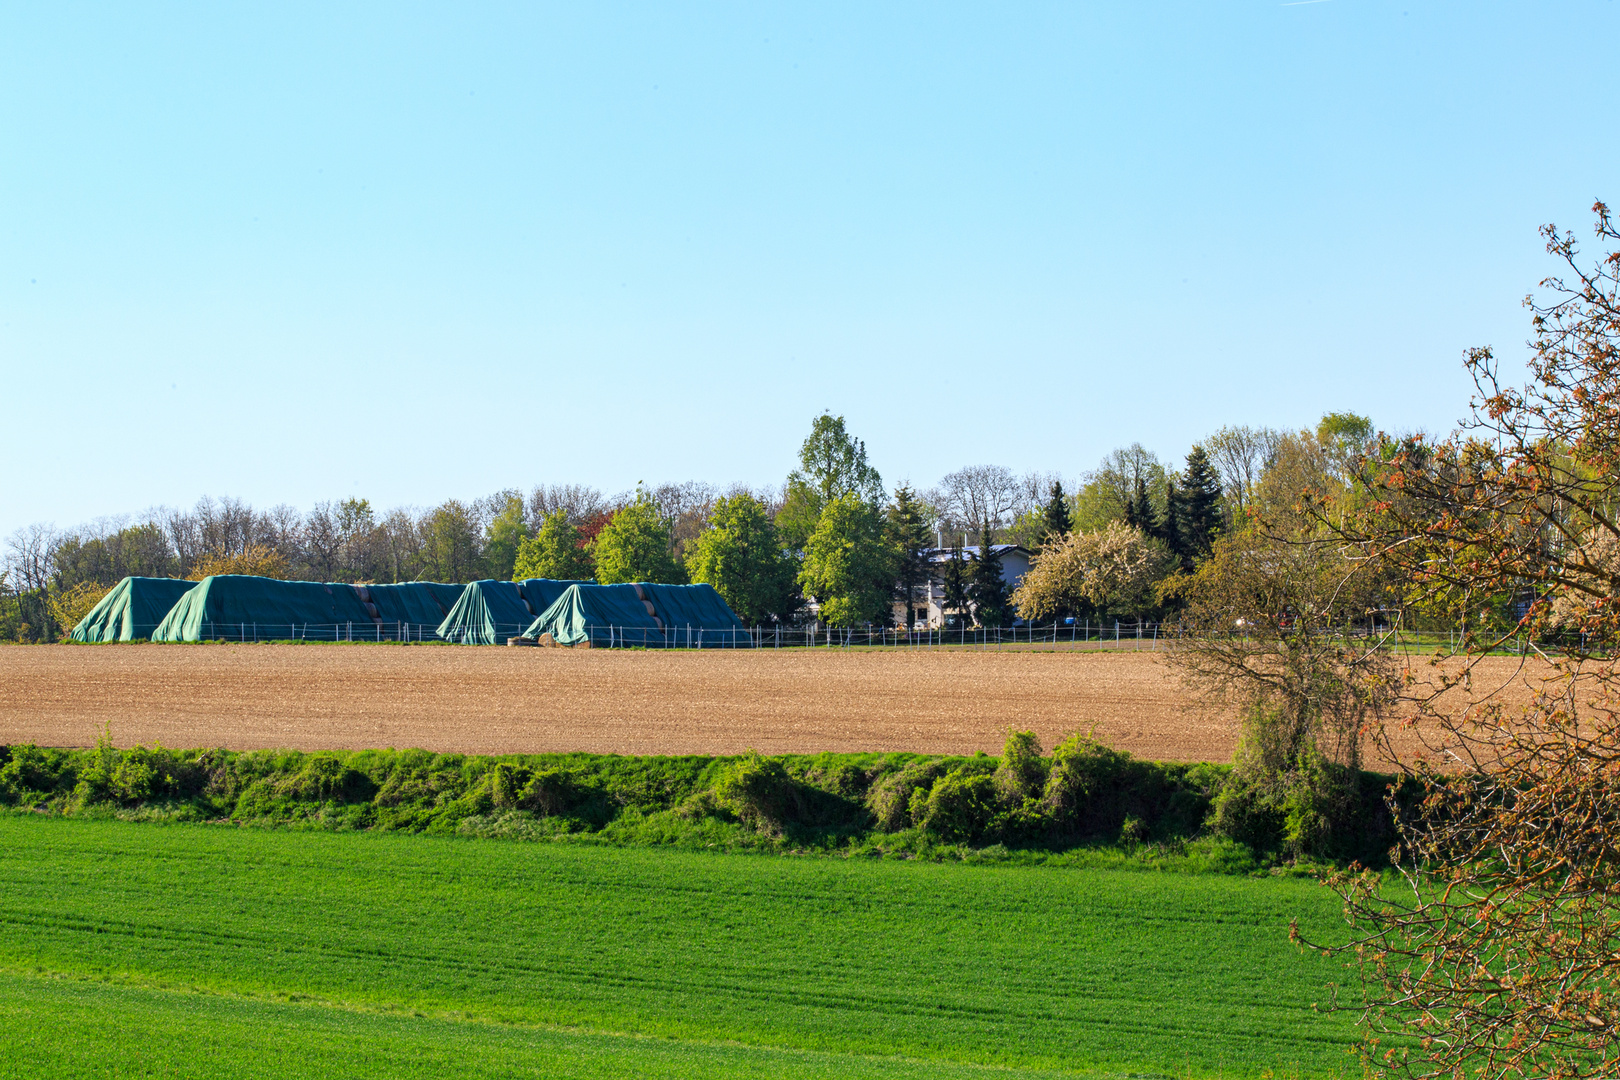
[3, 1, 1617, 536]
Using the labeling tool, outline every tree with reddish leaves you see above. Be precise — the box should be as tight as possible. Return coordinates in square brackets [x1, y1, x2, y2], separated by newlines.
[1299, 202, 1620, 1080]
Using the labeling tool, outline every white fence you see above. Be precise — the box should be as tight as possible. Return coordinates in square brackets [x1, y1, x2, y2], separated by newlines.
[179, 619, 1171, 648]
[192, 621, 442, 643]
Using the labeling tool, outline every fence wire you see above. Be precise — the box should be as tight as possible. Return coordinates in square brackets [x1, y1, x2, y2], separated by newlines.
[153, 619, 1523, 654]
[179, 619, 1174, 649]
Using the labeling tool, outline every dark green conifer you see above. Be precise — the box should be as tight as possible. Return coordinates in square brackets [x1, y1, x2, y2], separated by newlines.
[1041, 480, 1071, 543]
[1125, 476, 1158, 537]
[969, 519, 1008, 627]
[1177, 446, 1224, 565]
[941, 535, 971, 628]
[1160, 475, 1184, 561]
[885, 484, 934, 627]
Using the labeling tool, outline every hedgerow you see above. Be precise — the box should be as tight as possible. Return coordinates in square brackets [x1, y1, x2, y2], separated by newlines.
[0, 730, 1403, 868]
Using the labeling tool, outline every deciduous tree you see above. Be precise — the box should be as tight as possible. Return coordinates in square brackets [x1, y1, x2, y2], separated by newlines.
[1010, 521, 1174, 622]
[799, 494, 894, 627]
[512, 509, 594, 582]
[592, 492, 684, 585]
[421, 500, 483, 583]
[1072, 444, 1168, 531]
[1298, 202, 1620, 1080]
[51, 523, 175, 589]
[932, 465, 1022, 536]
[482, 493, 530, 580]
[687, 493, 798, 625]
[778, 414, 884, 550]
[188, 544, 291, 580]
[1201, 425, 1282, 526]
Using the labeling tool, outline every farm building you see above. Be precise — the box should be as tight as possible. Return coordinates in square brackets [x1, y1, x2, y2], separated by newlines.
[150, 575, 451, 642]
[69, 576, 195, 642]
[523, 582, 748, 647]
[435, 579, 586, 645]
[897, 545, 1034, 629]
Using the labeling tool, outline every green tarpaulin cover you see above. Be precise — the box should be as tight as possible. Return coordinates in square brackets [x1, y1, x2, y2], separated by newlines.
[152, 576, 382, 642]
[523, 583, 664, 646]
[524, 582, 748, 647]
[643, 583, 746, 636]
[358, 583, 464, 628]
[435, 579, 588, 645]
[69, 577, 194, 642]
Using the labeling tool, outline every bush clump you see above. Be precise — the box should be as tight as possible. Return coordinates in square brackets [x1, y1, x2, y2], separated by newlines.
[714, 751, 803, 831]
[0, 727, 1401, 870]
[994, 731, 1047, 804]
[912, 767, 999, 843]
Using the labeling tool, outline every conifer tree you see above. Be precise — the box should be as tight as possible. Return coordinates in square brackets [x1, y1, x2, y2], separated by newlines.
[941, 535, 971, 628]
[1160, 476, 1185, 563]
[1041, 480, 1071, 543]
[885, 484, 934, 627]
[1125, 476, 1158, 537]
[969, 519, 1008, 627]
[1177, 446, 1224, 566]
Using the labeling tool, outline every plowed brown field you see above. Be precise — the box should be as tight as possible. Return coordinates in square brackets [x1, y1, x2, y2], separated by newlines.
[0, 644, 1557, 761]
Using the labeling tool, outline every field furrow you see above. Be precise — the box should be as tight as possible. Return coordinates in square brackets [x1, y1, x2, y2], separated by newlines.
[0, 643, 1552, 760]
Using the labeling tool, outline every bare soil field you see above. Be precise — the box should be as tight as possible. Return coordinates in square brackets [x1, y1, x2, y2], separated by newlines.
[0, 643, 1559, 761]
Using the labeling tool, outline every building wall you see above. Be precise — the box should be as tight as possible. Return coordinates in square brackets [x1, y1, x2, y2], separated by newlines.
[893, 546, 1033, 629]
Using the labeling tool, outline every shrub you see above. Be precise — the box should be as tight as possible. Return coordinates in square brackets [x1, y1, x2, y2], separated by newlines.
[0, 739, 1398, 868]
[71, 733, 208, 808]
[993, 730, 1047, 804]
[674, 788, 725, 821]
[865, 759, 948, 832]
[489, 763, 526, 809]
[48, 581, 110, 640]
[914, 768, 999, 843]
[519, 768, 588, 817]
[0, 745, 67, 804]
[1042, 732, 1132, 833]
[281, 755, 374, 803]
[233, 780, 281, 819]
[372, 755, 467, 809]
[804, 760, 875, 800]
[1210, 753, 1376, 860]
[714, 752, 802, 830]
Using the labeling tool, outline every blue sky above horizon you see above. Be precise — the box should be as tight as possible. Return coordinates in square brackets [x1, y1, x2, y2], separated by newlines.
[3, 1, 1617, 536]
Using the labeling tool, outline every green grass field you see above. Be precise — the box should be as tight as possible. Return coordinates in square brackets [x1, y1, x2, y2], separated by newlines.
[0, 816, 1366, 1078]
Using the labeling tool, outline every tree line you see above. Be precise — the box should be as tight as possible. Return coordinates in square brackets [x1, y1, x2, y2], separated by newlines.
[1, 409, 1374, 641]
